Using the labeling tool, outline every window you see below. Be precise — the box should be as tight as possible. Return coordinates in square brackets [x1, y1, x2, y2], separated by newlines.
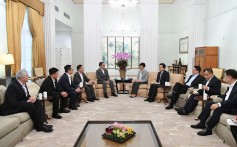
[102, 37, 140, 69]
[21, 10, 32, 76]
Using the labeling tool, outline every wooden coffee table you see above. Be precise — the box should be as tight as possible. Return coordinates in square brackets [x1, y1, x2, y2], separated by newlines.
[74, 121, 162, 147]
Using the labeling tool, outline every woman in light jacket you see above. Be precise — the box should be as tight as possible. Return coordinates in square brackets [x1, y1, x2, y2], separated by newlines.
[130, 63, 148, 98]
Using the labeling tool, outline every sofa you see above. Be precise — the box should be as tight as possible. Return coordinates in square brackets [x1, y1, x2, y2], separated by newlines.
[0, 82, 52, 147]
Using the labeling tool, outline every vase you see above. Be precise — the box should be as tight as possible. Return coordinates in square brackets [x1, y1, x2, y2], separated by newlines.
[119, 69, 126, 79]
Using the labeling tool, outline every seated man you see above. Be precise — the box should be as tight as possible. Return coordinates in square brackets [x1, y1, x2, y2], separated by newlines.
[165, 66, 205, 110]
[73, 65, 99, 102]
[58, 65, 81, 110]
[145, 63, 170, 102]
[96, 62, 117, 98]
[175, 68, 221, 115]
[0, 69, 53, 132]
[191, 69, 237, 136]
[39, 67, 70, 119]
[130, 62, 148, 98]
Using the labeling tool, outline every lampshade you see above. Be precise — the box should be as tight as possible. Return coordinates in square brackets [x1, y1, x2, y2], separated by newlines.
[0, 54, 15, 65]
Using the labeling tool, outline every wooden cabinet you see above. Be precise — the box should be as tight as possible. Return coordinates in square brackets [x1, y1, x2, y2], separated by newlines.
[195, 46, 218, 74]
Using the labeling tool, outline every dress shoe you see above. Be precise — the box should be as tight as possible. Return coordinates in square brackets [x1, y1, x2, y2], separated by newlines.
[177, 108, 188, 115]
[104, 93, 109, 98]
[174, 107, 180, 112]
[60, 108, 70, 113]
[144, 98, 149, 101]
[43, 124, 53, 129]
[93, 97, 99, 100]
[75, 103, 80, 107]
[36, 125, 53, 132]
[112, 93, 118, 97]
[165, 104, 173, 110]
[166, 94, 174, 99]
[190, 122, 205, 129]
[52, 114, 62, 119]
[69, 106, 78, 110]
[148, 99, 155, 102]
[88, 99, 94, 102]
[197, 128, 212, 136]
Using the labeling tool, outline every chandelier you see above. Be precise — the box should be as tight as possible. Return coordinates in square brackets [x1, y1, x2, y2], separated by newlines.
[109, 0, 139, 10]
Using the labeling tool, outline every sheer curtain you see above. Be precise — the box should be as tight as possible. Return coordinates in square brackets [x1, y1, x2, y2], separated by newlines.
[21, 10, 32, 76]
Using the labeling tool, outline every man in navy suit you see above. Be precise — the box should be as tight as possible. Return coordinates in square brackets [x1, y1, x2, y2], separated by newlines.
[58, 65, 81, 110]
[175, 68, 221, 115]
[191, 69, 237, 136]
[0, 69, 53, 132]
[166, 66, 205, 110]
[145, 63, 170, 102]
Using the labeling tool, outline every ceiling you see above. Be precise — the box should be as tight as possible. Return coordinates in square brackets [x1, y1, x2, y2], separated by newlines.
[72, 0, 176, 4]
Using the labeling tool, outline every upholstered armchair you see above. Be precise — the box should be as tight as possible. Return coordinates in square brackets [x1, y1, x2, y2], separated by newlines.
[86, 72, 116, 97]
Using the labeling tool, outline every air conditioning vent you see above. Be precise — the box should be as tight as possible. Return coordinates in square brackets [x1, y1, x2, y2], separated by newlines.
[64, 12, 70, 20]
[55, 6, 59, 12]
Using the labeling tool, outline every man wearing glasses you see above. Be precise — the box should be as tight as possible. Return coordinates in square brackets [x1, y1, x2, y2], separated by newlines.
[165, 66, 205, 110]
[96, 62, 118, 98]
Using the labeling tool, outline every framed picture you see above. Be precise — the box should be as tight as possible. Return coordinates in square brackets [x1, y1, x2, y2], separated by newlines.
[179, 37, 188, 53]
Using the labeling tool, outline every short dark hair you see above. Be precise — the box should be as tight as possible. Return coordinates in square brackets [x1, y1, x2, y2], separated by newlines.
[225, 69, 237, 79]
[99, 62, 104, 67]
[194, 66, 201, 73]
[159, 63, 166, 68]
[64, 65, 72, 73]
[139, 62, 146, 67]
[203, 68, 213, 74]
[77, 65, 83, 71]
[49, 67, 59, 75]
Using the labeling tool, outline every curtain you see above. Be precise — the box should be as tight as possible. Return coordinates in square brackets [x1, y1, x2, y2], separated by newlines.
[6, 0, 26, 75]
[28, 7, 46, 75]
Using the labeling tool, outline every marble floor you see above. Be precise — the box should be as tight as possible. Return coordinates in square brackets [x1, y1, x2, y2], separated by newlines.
[15, 95, 228, 147]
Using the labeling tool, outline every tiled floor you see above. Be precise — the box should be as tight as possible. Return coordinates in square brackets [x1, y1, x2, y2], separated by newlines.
[15, 95, 228, 147]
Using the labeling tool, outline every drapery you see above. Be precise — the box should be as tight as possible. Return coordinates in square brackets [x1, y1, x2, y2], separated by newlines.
[28, 7, 46, 75]
[6, 0, 26, 75]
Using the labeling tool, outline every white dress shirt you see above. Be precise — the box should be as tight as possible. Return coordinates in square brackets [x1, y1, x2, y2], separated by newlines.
[101, 69, 105, 74]
[51, 76, 56, 88]
[218, 80, 237, 107]
[66, 73, 72, 85]
[186, 74, 199, 86]
[138, 70, 144, 80]
[79, 72, 84, 82]
[17, 80, 28, 97]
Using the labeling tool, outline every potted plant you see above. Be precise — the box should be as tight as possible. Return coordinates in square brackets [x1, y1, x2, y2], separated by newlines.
[112, 52, 131, 78]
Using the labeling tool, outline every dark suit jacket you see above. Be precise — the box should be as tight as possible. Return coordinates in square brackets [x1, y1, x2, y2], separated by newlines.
[185, 74, 205, 88]
[96, 68, 110, 82]
[220, 82, 237, 114]
[39, 76, 61, 97]
[197, 75, 221, 96]
[0, 79, 30, 115]
[73, 72, 90, 86]
[58, 73, 77, 93]
[156, 70, 170, 85]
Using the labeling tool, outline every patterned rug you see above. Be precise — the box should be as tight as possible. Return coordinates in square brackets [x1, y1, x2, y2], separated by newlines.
[15, 95, 228, 147]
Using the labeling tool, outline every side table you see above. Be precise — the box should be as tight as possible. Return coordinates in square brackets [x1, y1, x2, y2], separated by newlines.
[157, 85, 170, 105]
[114, 78, 133, 94]
[194, 95, 213, 109]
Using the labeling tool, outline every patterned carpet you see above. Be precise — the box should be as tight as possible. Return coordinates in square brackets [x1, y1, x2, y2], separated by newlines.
[15, 95, 228, 147]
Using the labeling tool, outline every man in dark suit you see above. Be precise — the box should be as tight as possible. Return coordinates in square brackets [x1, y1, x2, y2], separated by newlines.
[191, 69, 237, 136]
[73, 65, 99, 102]
[39, 68, 70, 119]
[0, 69, 53, 132]
[96, 62, 117, 98]
[145, 63, 170, 102]
[175, 68, 221, 115]
[165, 66, 205, 110]
[58, 65, 81, 110]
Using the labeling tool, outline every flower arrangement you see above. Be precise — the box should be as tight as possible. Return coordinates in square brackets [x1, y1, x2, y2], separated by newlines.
[112, 52, 132, 70]
[105, 122, 134, 139]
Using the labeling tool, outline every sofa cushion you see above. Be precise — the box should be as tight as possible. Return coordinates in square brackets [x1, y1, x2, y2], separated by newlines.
[26, 82, 40, 97]
[219, 113, 234, 126]
[0, 117, 20, 139]
[6, 113, 30, 124]
[0, 85, 7, 105]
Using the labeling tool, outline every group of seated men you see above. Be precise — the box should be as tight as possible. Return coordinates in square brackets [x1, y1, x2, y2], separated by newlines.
[0, 62, 118, 133]
[128, 62, 237, 139]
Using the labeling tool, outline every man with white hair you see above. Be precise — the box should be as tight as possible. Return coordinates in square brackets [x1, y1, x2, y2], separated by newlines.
[0, 69, 53, 132]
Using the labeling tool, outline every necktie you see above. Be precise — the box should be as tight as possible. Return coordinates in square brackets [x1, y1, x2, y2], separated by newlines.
[159, 72, 163, 83]
[22, 84, 28, 97]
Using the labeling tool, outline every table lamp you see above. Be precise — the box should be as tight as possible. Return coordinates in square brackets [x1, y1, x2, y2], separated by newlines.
[0, 54, 15, 77]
